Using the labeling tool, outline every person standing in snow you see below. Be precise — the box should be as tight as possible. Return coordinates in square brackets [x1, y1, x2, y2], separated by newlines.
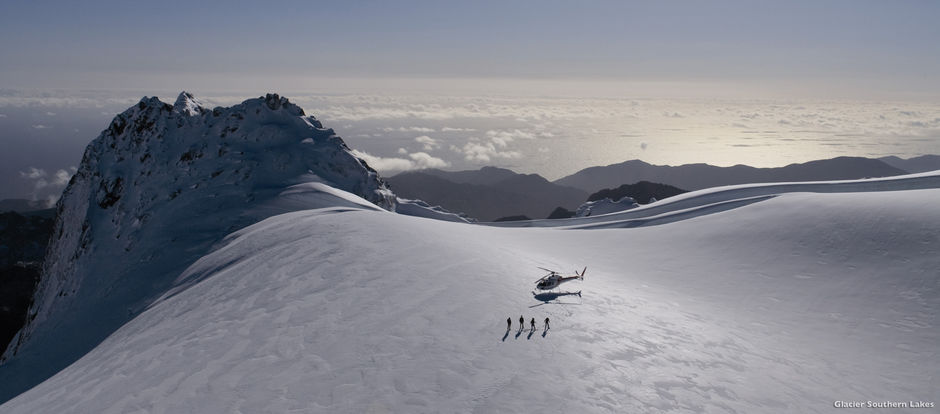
[506, 317, 511, 330]
[519, 315, 524, 330]
[530, 318, 536, 331]
[544, 317, 550, 330]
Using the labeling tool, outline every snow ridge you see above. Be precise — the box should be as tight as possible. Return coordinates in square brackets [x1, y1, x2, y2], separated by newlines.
[0, 92, 396, 402]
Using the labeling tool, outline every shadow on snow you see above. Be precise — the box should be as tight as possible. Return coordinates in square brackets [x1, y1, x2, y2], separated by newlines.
[529, 290, 582, 308]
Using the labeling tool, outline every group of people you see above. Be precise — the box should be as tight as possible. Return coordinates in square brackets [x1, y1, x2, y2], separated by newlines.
[507, 315, 549, 331]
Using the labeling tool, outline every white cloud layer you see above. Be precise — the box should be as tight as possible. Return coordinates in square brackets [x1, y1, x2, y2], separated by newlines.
[18, 166, 77, 206]
[450, 141, 522, 163]
[414, 135, 440, 150]
[3, 89, 938, 184]
[350, 149, 449, 174]
[382, 126, 435, 133]
[485, 129, 535, 147]
[325, 94, 938, 178]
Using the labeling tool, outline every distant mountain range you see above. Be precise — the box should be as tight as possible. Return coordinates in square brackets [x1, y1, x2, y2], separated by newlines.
[389, 156, 936, 221]
[387, 167, 588, 221]
[555, 156, 914, 193]
[0, 199, 50, 214]
[877, 155, 940, 174]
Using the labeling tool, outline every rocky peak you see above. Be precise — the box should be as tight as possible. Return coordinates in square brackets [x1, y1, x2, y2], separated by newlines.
[1, 93, 396, 392]
[262, 93, 304, 115]
[172, 91, 207, 116]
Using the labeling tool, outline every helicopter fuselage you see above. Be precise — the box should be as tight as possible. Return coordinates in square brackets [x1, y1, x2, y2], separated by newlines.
[534, 267, 585, 291]
[536, 275, 579, 290]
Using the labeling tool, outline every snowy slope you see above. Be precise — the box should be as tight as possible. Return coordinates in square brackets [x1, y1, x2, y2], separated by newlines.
[3, 175, 938, 413]
[0, 93, 398, 401]
[492, 170, 940, 228]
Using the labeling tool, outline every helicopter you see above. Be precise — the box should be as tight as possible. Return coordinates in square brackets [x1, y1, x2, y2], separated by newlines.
[535, 266, 585, 291]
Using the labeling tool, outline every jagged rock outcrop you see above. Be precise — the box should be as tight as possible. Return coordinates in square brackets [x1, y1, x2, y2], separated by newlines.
[575, 196, 640, 218]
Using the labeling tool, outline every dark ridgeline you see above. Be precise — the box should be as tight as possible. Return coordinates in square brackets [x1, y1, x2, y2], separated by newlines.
[389, 156, 924, 221]
[878, 155, 940, 174]
[387, 167, 587, 221]
[546, 207, 575, 219]
[554, 157, 911, 194]
[0, 200, 49, 214]
[494, 215, 531, 222]
[0, 209, 55, 355]
[586, 181, 687, 204]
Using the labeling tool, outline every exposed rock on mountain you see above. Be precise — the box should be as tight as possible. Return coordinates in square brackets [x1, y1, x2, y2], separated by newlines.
[586, 181, 687, 204]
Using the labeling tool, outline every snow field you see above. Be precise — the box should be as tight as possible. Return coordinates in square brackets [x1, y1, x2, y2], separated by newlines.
[4, 183, 938, 413]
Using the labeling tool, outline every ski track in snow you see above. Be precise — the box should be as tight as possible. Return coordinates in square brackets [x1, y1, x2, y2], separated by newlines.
[3, 175, 940, 413]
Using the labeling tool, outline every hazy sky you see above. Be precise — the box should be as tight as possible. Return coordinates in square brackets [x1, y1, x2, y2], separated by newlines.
[2, 1, 939, 98]
[1, 1, 939, 202]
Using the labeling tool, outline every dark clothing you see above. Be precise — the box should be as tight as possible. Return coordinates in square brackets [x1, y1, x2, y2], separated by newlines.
[519, 316, 524, 327]
[506, 318, 511, 329]
[530, 318, 536, 330]
[544, 317, 550, 329]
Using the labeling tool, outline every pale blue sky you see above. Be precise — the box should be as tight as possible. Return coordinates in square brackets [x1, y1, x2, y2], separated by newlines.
[1, 1, 939, 97]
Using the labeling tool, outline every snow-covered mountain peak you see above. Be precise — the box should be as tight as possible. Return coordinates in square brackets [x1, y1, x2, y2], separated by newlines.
[172, 91, 207, 116]
[95, 92, 393, 207]
[0, 92, 396, 400]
